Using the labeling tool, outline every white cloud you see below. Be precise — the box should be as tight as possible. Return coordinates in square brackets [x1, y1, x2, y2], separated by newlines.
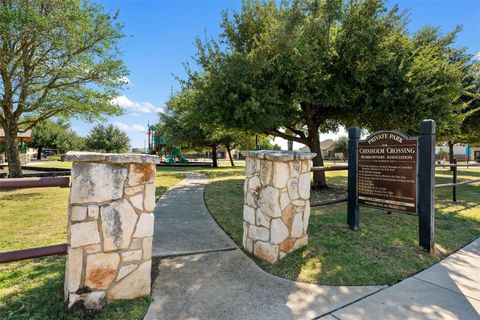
[112, 121, 146, 132]
[117, 76, 131, 85]
[112, 95, 159, 113]
[475, 52, 480, 61]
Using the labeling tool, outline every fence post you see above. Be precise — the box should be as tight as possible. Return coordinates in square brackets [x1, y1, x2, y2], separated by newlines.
[453, 158, 457, 202]
[64, 152, 158, 310]
[347, 127, 360, 230]
[242, 150, 315, 264]
[418, 120, 436, 252]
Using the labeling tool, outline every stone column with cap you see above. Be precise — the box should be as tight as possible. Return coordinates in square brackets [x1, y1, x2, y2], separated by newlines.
[242, 150, 316, 264]
[64, 152, 158, 310]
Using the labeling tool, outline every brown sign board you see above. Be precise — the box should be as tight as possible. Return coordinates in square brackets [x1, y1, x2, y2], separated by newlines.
[357, 131, 418, 214]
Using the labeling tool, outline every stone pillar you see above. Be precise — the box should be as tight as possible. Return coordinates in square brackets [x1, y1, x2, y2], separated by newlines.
[64, 152, 159, 310]
[242, 150, 316, 264]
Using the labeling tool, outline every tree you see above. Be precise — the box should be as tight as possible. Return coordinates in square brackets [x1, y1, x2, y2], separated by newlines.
[0, 0, 127, 177]
[186, 0, 468, 188]
[85, 124, 130, 153]
[332, 136, 348, 159]
[30, 119, 74, 159]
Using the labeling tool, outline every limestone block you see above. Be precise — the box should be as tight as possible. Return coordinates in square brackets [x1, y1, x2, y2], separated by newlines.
[248, 225, 269, 241]
[108, 260, 151, 299]
[130, 238, 143, 250]
[70, 221, 100, 248]
[245, 158, 259, 177]
[85, 253, 120, 289]
[117, 264, 137, 281]
[287, 179, 299, 200]
[66, 247, 83, 292]
[101, 199, 138, 251]
[128, 163, 156, 186]
[272, 162, 289, 188]
[122, 250, 143, 262]
[303, 202, 311, 231]
[298, 173, 311, 200]
[289, 161, 301, 178]
[125, 185, 144, 196]
[84, 244, 101, 254]
[143, 237, 153, 259]
[291, 214, 304, 238]
[87, 205, 99, 219]
[258, 186, 281, 218]
[255, 209, 270, 228]
[270, 219, 289, 244]
[292, 236, 308, 251]
[245, 237, 253, 253]
[71, 206, 87, 222]
[244, 179, 249, 194]
[130, 193, 143, 211]
[133, 213, 154, 238]
[259, 161, 273, 185]
[245, 190, 257, 208]
[144, 183, 156, 211]
[279, 238, 296, 252]
[70, 162, 127, 204]
[68, 293, 80, 309]
[280, 191, 290, 211]
[242, 226, 248, 249]
[301, 160, 311, 173]
[281, 204, 295, 229]
[254, 241, 278, 264]
[243, 205, 255, 224]
[248, 176, 261, 190]
[82, 291, 106, 310]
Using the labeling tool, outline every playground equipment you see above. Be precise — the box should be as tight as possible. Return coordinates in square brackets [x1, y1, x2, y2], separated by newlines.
[165, 146, 189, 164]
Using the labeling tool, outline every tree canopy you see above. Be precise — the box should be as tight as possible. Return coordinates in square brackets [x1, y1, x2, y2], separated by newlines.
[85, 124, 130, 153]
[180, 0, 478, 188]
[0, 0, 127, 177]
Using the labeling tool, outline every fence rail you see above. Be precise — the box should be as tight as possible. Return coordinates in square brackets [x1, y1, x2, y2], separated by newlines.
[0, 244, 67, 263]
[0, 177, 71, 264]
[310, 161, 480, 208]
[0, 176, 70, 189]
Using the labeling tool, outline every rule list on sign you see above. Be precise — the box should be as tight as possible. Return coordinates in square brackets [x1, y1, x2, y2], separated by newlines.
[357, 131, 418, 214]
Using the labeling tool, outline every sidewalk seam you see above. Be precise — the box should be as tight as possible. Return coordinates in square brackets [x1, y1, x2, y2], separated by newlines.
[312, 285, 388, 320]
[412, 276, 480, 302]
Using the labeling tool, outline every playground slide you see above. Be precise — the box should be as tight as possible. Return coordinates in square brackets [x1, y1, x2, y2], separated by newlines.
[165, 147, 189, 164]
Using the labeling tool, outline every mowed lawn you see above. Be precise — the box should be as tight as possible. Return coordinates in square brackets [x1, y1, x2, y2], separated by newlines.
[0, 167, 183, 320]
[204, 164, 480, 286]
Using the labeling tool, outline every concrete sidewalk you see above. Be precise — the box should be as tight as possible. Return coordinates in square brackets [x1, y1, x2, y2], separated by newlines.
[325, 239, 480, 320]
[148, 172, 480, 320]
[152, 173, 237, 257]
[147, 173, 383, 320]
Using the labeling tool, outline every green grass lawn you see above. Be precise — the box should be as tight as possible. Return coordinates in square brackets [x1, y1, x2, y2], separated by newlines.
[204, 166, 480, 286]
[0, 169, 184, 320]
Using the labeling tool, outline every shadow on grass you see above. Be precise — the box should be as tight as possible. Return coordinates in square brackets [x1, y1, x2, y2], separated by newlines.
[205, 176, 480, 286]
[0, 257, 150, 320]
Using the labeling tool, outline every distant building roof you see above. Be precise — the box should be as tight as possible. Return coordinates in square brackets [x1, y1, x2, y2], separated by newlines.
[0, 129, 33, 142]
[299, 139, 334, 152]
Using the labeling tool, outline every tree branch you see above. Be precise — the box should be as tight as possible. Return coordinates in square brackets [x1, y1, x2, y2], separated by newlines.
[268, 128, 309, 144]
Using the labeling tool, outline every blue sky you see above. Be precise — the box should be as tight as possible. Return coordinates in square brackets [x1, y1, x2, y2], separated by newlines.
[72, 0, 480, 149]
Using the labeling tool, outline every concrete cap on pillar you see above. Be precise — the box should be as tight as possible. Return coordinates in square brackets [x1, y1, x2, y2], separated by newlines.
[65, 151, 160, 164]
[241, 150, 316, 161]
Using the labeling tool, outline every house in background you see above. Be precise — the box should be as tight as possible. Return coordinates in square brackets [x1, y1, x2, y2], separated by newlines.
[299, 139, 344, 159]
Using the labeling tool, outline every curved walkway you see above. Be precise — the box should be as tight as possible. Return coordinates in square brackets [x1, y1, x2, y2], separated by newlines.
[146, 172, 480, 320]
[146, 173, 383, 320]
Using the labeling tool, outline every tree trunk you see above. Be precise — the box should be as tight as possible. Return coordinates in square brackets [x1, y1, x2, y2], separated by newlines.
[226, 145, 235, 167]
[37, 146, 43, 160]
[309, 133, 327, 189]
[448, 141, 455, 164]
[211, 145, 218, 168]
[5, 126, 23, 178]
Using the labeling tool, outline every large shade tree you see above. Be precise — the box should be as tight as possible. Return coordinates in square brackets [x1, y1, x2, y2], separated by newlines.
[185, 0, 472, 188]
[85, 124, 130, 153]
[0, 0, 127, 177]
